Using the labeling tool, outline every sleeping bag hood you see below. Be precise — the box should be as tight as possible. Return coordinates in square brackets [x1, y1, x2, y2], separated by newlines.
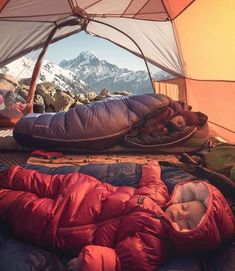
[164, 181, 235, 254]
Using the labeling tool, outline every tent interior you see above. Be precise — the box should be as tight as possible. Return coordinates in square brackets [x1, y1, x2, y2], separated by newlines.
[0, 1, 235, 270]
[0, 0, 234, 142]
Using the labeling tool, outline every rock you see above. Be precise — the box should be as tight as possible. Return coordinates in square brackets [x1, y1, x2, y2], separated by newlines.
[33, 94, 45, 113]
[0, 73, 18, 86]
[99, 88, 111, 96]
[16, 85, 29, 100]
[0, 79, 15, 92]
[0, 72, 134, 116]
[75, 93, 86, 103]
[52, 89, 75, 112]
[113, 91, 131, 96]
[73, 100, 83, 106]
[34, 94, 45, 106]
[0, 90, 26, 106]
[45, 105, 55, 112]
[36, 83, 55, 106]
[94, 95, 106, 101]
[19, 77, 32, 86]
[85, 91, 97, 101]
[81, 98, 90, 104]
[63, 90, 75, 99]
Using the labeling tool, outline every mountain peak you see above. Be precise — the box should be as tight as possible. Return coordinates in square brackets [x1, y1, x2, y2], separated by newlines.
[1, 50, 172, 95]
[59, 51, 99, 68]
[75, 51, 99, 64]
[78, 51, 97, 59]
[59, 50, 172, 94]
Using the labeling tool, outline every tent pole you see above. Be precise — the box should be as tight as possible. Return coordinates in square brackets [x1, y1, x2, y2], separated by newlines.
[86, 18, 156, 93]
[27, 16, 155, 113]
[26, 27, 58, 113]
[27, 18, 83, 113]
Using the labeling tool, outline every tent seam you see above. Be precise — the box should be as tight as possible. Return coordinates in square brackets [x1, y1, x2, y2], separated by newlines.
[171, 0, 197, 20]
[161, 0, 170, 20]
[208, 121, 235, 134]
[0, 0, 10, 13]
[122, 0, 134, 18]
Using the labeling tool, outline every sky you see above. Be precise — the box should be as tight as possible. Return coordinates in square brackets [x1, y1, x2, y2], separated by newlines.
[44, 32, 161, 73]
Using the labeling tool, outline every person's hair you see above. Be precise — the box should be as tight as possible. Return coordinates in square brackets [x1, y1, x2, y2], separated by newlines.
[166, 120, 184, 133]
[195, 112, 208, 127]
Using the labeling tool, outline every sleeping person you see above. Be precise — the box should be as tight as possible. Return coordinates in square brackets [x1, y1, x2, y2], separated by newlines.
[0, 162, 234, 271]
[140, 107, 208, 137]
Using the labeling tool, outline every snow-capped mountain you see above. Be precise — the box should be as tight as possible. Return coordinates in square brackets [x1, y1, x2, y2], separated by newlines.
[60, 51, 172, 94]
[0, 51, 173, 94]
[41, 61, 91, 93]
[0, 57, 91, 94]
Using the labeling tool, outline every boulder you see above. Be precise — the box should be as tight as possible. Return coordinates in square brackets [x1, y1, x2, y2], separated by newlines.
[113, 91, 132, 96]
[75, 93, 86, 103]
[0, 73, 18, 86]
[0, 79, 15, 92]
[85, 91, 97, 101]
[99, 88, 111, 96]
[36, 83, 55, 107]
[52, 89, 75, 112]
[16, 85, 29, 100]
[19, 77, 32, 86]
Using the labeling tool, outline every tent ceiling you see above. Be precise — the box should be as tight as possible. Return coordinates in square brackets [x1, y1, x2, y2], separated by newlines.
[87, 18, 183, 75]
[0, 0, 191, 76]
[1, 0, 168, 21]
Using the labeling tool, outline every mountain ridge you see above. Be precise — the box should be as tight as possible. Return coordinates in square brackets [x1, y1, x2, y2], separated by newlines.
[59, 51, 172, 94]
[1, 51, 173, 94]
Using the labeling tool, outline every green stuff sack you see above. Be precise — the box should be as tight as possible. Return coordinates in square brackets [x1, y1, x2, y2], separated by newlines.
[205, 143, 235, 182]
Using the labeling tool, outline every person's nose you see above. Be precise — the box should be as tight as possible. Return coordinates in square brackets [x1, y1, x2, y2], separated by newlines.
[176, 210, 187, 220]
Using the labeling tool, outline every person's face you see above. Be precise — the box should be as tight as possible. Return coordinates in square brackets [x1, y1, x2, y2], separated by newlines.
[165, 200, 206, 230]
[170, 115, 186, 130]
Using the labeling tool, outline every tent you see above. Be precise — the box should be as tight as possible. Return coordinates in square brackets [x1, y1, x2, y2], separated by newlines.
[0, 0, 234, 142]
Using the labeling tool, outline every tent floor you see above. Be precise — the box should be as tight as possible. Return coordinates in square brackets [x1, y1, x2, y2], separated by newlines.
[0, 127, 179, 166]
[0, 127, 26, 151]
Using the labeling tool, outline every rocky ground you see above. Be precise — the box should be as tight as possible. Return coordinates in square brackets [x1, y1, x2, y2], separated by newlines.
[0, 73, 132, 114]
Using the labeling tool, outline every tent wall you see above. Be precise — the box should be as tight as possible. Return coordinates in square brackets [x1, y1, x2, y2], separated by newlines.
[170, 0, 235, 142]
[163, 0, 194, 19]
[173, 0, 235, 80]
[154, 78, 235, 143]
[185, 79, 235, 143]
[153, 78, 186, 101]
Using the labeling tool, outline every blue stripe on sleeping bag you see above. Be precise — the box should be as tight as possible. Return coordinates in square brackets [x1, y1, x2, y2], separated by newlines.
[0, 162, 197, 191]
[161, 165, 198, 193]
[20, 162, 142, 188]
